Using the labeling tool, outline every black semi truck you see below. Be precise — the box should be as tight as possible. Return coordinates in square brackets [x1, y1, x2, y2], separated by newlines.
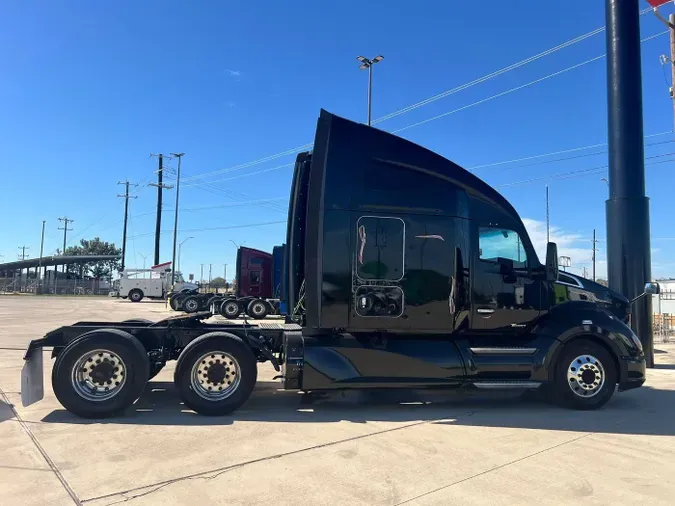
[21, 110, 656, 418]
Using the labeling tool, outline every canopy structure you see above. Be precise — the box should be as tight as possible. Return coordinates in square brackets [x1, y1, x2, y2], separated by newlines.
[0, 255, 120, 273]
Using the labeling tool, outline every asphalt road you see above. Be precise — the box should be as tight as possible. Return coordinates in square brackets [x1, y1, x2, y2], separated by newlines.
[1, 295, 675, 505]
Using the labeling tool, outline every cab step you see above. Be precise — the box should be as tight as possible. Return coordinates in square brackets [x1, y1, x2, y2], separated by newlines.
[472, 381, 542, 389]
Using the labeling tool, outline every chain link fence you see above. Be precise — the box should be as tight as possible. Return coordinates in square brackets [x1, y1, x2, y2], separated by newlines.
[0, 277, 112, 296]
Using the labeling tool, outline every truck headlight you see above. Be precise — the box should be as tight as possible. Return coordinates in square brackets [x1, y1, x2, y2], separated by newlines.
[629, 331, 643, 351]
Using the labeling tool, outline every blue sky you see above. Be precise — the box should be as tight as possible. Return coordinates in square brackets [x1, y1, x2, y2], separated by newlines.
[1, 0, 675, 281]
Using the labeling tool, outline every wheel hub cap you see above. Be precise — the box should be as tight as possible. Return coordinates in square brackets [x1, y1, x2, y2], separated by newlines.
[72, 349, 127, 401]
[191, 352, 240, 401]
[567, 355, 605, 398]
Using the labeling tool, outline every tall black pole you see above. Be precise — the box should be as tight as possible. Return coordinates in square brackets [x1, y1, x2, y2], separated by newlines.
[605, 0, 653, 366]
[154, 155, 163, 266]
[117, 180, 137, 272]
[170, 153, 184, 285]
[592, 228, 596, 282]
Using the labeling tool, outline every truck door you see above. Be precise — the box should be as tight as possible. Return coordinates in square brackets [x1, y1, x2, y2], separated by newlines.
[473, 226, 541, 331]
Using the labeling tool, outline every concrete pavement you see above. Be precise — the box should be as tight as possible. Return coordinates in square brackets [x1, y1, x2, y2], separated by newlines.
[2, 296, 675, 505]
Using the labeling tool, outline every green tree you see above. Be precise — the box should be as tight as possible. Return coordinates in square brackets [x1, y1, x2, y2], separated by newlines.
[63, 237, 121, 278]
[210, 277, 227, 288]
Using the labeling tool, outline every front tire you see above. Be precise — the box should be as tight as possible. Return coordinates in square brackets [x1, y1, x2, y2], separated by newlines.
[553, 340, 617, 410]
[174, 332, 257, 416]
[52, 329, 150, 418]
[129, 289, 144, 303]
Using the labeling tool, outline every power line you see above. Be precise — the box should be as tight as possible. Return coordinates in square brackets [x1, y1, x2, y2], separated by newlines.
[496, 152, 675, 188]
[391, 30, 667, 135]
[130, 196, 289, 219]
[468, 131, 674, 171]
[185, 28, 666, 192]
[127, 220, 287, 240]
[472, 137, 675, 173]
[180, 10, 656, 186]
[183, 163, 296, 188]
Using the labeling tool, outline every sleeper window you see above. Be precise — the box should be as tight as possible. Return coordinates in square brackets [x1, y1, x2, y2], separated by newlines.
[356, 217, 405, 281]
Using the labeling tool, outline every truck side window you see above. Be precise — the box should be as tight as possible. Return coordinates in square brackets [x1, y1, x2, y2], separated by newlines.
[356, 216, 405, 281]
[478, 227, 527, 268]
[250, 271, 261, 285]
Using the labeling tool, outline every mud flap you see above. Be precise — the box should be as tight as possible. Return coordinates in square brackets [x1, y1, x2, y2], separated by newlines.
[21, 349, 44, 407]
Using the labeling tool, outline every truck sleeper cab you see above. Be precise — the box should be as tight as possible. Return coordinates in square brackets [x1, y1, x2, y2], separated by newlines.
[21, 110, 649, 418]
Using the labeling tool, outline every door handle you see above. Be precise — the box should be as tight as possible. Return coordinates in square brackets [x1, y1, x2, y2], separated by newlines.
[477, 308, 495, 314]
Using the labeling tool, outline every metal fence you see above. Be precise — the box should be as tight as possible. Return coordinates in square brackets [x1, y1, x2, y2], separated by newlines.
[0, 277, 112, 296]
[654, 313, 675, 344]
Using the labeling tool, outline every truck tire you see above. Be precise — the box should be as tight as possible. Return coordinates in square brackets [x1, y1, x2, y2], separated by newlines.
[552, 339, 617, 410]
[173, 332, 257, 416]
[51, 328, 150, 418]
[183, 296, 200, 313]
[246, 299, 269, 319]
[206, 296, 221, 309]
[220, 299, 241, 319]
[129, 289, 144, 303]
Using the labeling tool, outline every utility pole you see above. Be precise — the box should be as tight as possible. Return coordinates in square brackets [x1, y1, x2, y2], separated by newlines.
[545, 185, 550, 243]
[38, 220, 45, 279]
[57, 217, 73, 273]
[356, 55, 384, 126]
[209, 264, 212, 284]
[670, 13, 675, 131]
[149, 154, 173, 266]
[582, 266, 588, 278]
[170, 152, 185, 286]
[200, 264, 204, 284]
[605, 0, 653, 366]
[223, 263, 227, 281]
[117, 180, 138, 271]
[18, 245, 30, 260]
[592, 229, 597, 281]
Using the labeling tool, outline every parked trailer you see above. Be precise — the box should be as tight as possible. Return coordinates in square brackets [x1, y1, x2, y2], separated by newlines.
[22, 110, 653, 418]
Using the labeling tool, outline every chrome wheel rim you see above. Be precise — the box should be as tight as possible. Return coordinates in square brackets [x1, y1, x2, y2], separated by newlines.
[567, 354, 605, 398]
[251, 303, 265, 316]
[71, 349, 127, 401]
[131, 292, 141, 301]
[185, 300, 198, 311]
[224, 302, 239, 317]
[191, 351, 240, 401]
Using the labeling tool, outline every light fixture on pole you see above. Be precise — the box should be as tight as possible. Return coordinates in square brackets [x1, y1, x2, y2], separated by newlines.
[178, 236, 194, 275]
[356, 55, 384, 126]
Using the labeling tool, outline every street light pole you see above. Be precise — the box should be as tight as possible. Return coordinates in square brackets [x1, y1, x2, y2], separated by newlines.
[170, 152, 184, 286]
[178, 236, 194, 275]
[357, 55, 384, 126]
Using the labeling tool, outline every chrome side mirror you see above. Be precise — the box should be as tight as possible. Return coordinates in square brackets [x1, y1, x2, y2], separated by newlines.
[644, 282, 660, 295]
[630, 281, 661, 304]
